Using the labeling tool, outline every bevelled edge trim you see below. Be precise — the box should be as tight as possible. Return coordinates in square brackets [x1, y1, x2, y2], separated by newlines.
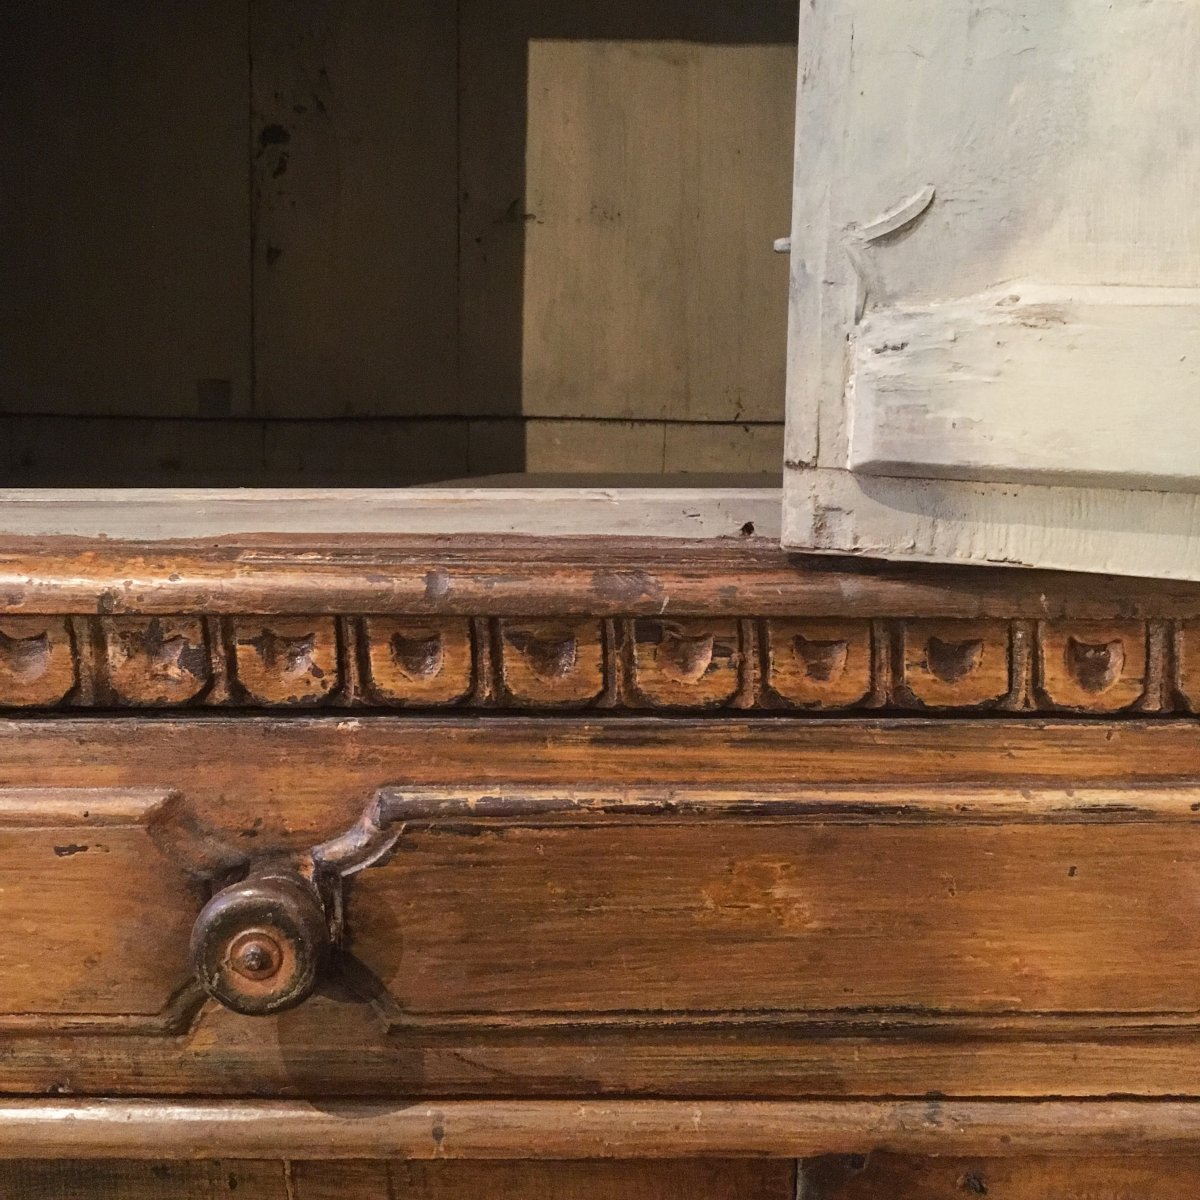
[0, 612, 1198, 715]
[1, 1098, 1199, 1159]
[1, 538, 1199, 619]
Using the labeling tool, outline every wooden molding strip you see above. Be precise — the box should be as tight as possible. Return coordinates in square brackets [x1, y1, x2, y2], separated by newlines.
[5, 1099, 1200, 1159]
[1, 538, 1199, 618]
[0, 610, 1195, 715]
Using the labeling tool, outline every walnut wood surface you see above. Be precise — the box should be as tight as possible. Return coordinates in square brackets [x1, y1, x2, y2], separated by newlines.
[12, 1155, 1199, 1199]
[0, 1158, 794, 1198]
[9, 1099, 1200, 1159]
[0, 718, 1199, 1096]
[0, 539, 1196, 714]
[293, 1159, 795, 1200]
[1, 538, 1198, 1161]
[1, 536, 1199, 618]
[804, 1152, 1200, 1199]
[3, 609, 1189, 714]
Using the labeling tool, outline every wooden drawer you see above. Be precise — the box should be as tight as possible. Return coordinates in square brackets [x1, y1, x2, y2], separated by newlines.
[5, 715, 1200, 1100]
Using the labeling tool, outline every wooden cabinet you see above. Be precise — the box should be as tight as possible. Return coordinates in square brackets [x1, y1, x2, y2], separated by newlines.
[0, 535, 1198, 1189]
[3, 0, 1200, 1191]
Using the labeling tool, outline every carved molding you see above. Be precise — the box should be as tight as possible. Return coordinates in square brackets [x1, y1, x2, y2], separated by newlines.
[0, 613, 1190, 715]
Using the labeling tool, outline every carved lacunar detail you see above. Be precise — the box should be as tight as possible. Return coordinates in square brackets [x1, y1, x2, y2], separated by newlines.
[364, 618, 472, 705]
[104, 617, 211, 706]
[926, 637, 984, 684]
[657, 629, 715, 683]
[507, 630, 578, 679]
[390, 631, 443, 680]
[234, 618, 339, 706]
[498, 620, 604, 706]
[1066, 637, 1124, 694]
[792, 634, 849, 683]
[0, 618, 76, 708]
[0, 629, 50, 680]
[244, 629, 319, 675]
[1037, 621, 1145, 712]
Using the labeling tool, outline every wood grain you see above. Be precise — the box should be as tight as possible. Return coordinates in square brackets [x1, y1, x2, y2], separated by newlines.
[0, 1160, 288, 1199]
[4, 536, 1199, 619]
[0, 719, 1198, 1096]
[250, 0, 458, 421]
[293, 1159, 794, 1200]
[804, 1151, 1200, 1199]
[0, 788, 202, 1029]
[9, 1099, 1200, 1160]
[0, 1, 251, 419]
[350, 816, 1200, 1019]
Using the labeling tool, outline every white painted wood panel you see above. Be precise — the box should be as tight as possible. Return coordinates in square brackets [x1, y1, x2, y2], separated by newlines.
[783, 0, 1200, 578]
[0, 489, 780, 542]
[848, 285, 1200, 492]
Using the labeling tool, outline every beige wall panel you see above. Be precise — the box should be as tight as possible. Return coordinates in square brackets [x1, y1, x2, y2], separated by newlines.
[251, 1, 459, 419]
[663, 422, 784, 474]
[0, 1, 251, 418]
[519, 39, 793, 423]
[525, 419, 666, 474]
[460, 1, 796, 424]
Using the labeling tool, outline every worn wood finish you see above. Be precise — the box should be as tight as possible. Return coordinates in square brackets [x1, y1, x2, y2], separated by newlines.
[0, 539, 1193, 715]
[3, 536, 1198, 618]
[0, 1160, 289, 1199]
[0, 788, 203, 1031]
[1, 719, 1200, 1096]
[0, 1158, 792, 1199]
[804, 1152, 1200, 1199]
[0, 493, 782, 545]
[12, 1099, 1200, 1160]
[294, 1159, 795, 1200]
[0, 611, 1178, 715]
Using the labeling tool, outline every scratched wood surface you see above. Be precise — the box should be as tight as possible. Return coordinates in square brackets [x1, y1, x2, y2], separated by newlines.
[0, 1161, 289, 1200]
[0, 538, 1194, 718]
[0, 717, 1199, 1097]
[0, 1158, 794, 1197]
[804, 1152, 1200, 1199]
[293, 1159, 795, 1199]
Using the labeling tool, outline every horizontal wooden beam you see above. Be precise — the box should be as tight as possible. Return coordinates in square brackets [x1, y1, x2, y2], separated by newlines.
[4, 1099, 1200, 1160]
[0, 534, 1198, 618]
[0, 488, 781, 542]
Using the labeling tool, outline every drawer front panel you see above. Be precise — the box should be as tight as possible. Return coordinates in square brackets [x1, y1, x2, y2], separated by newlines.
[1, 715, 1200, 1098]
[355, 819, 1200, 1021]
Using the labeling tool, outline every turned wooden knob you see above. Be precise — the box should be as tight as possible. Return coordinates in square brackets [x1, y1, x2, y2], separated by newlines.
[190, 869, 330, 1016]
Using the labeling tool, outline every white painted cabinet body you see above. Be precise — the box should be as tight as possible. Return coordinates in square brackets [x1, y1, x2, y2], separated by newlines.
[783, 0, 1200, 578]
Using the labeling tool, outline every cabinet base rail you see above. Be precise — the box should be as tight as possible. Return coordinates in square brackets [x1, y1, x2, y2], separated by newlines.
[2, 1099, 1200, 1159]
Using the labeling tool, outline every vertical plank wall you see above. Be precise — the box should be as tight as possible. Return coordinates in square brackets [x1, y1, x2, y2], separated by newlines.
[0, 1, 796, 484]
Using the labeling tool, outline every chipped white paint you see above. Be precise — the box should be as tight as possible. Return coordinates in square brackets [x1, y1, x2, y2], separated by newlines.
[849, 284, 1200, 492]
[784, 0, 1200, 578]
[790, 469, 1200, 581]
